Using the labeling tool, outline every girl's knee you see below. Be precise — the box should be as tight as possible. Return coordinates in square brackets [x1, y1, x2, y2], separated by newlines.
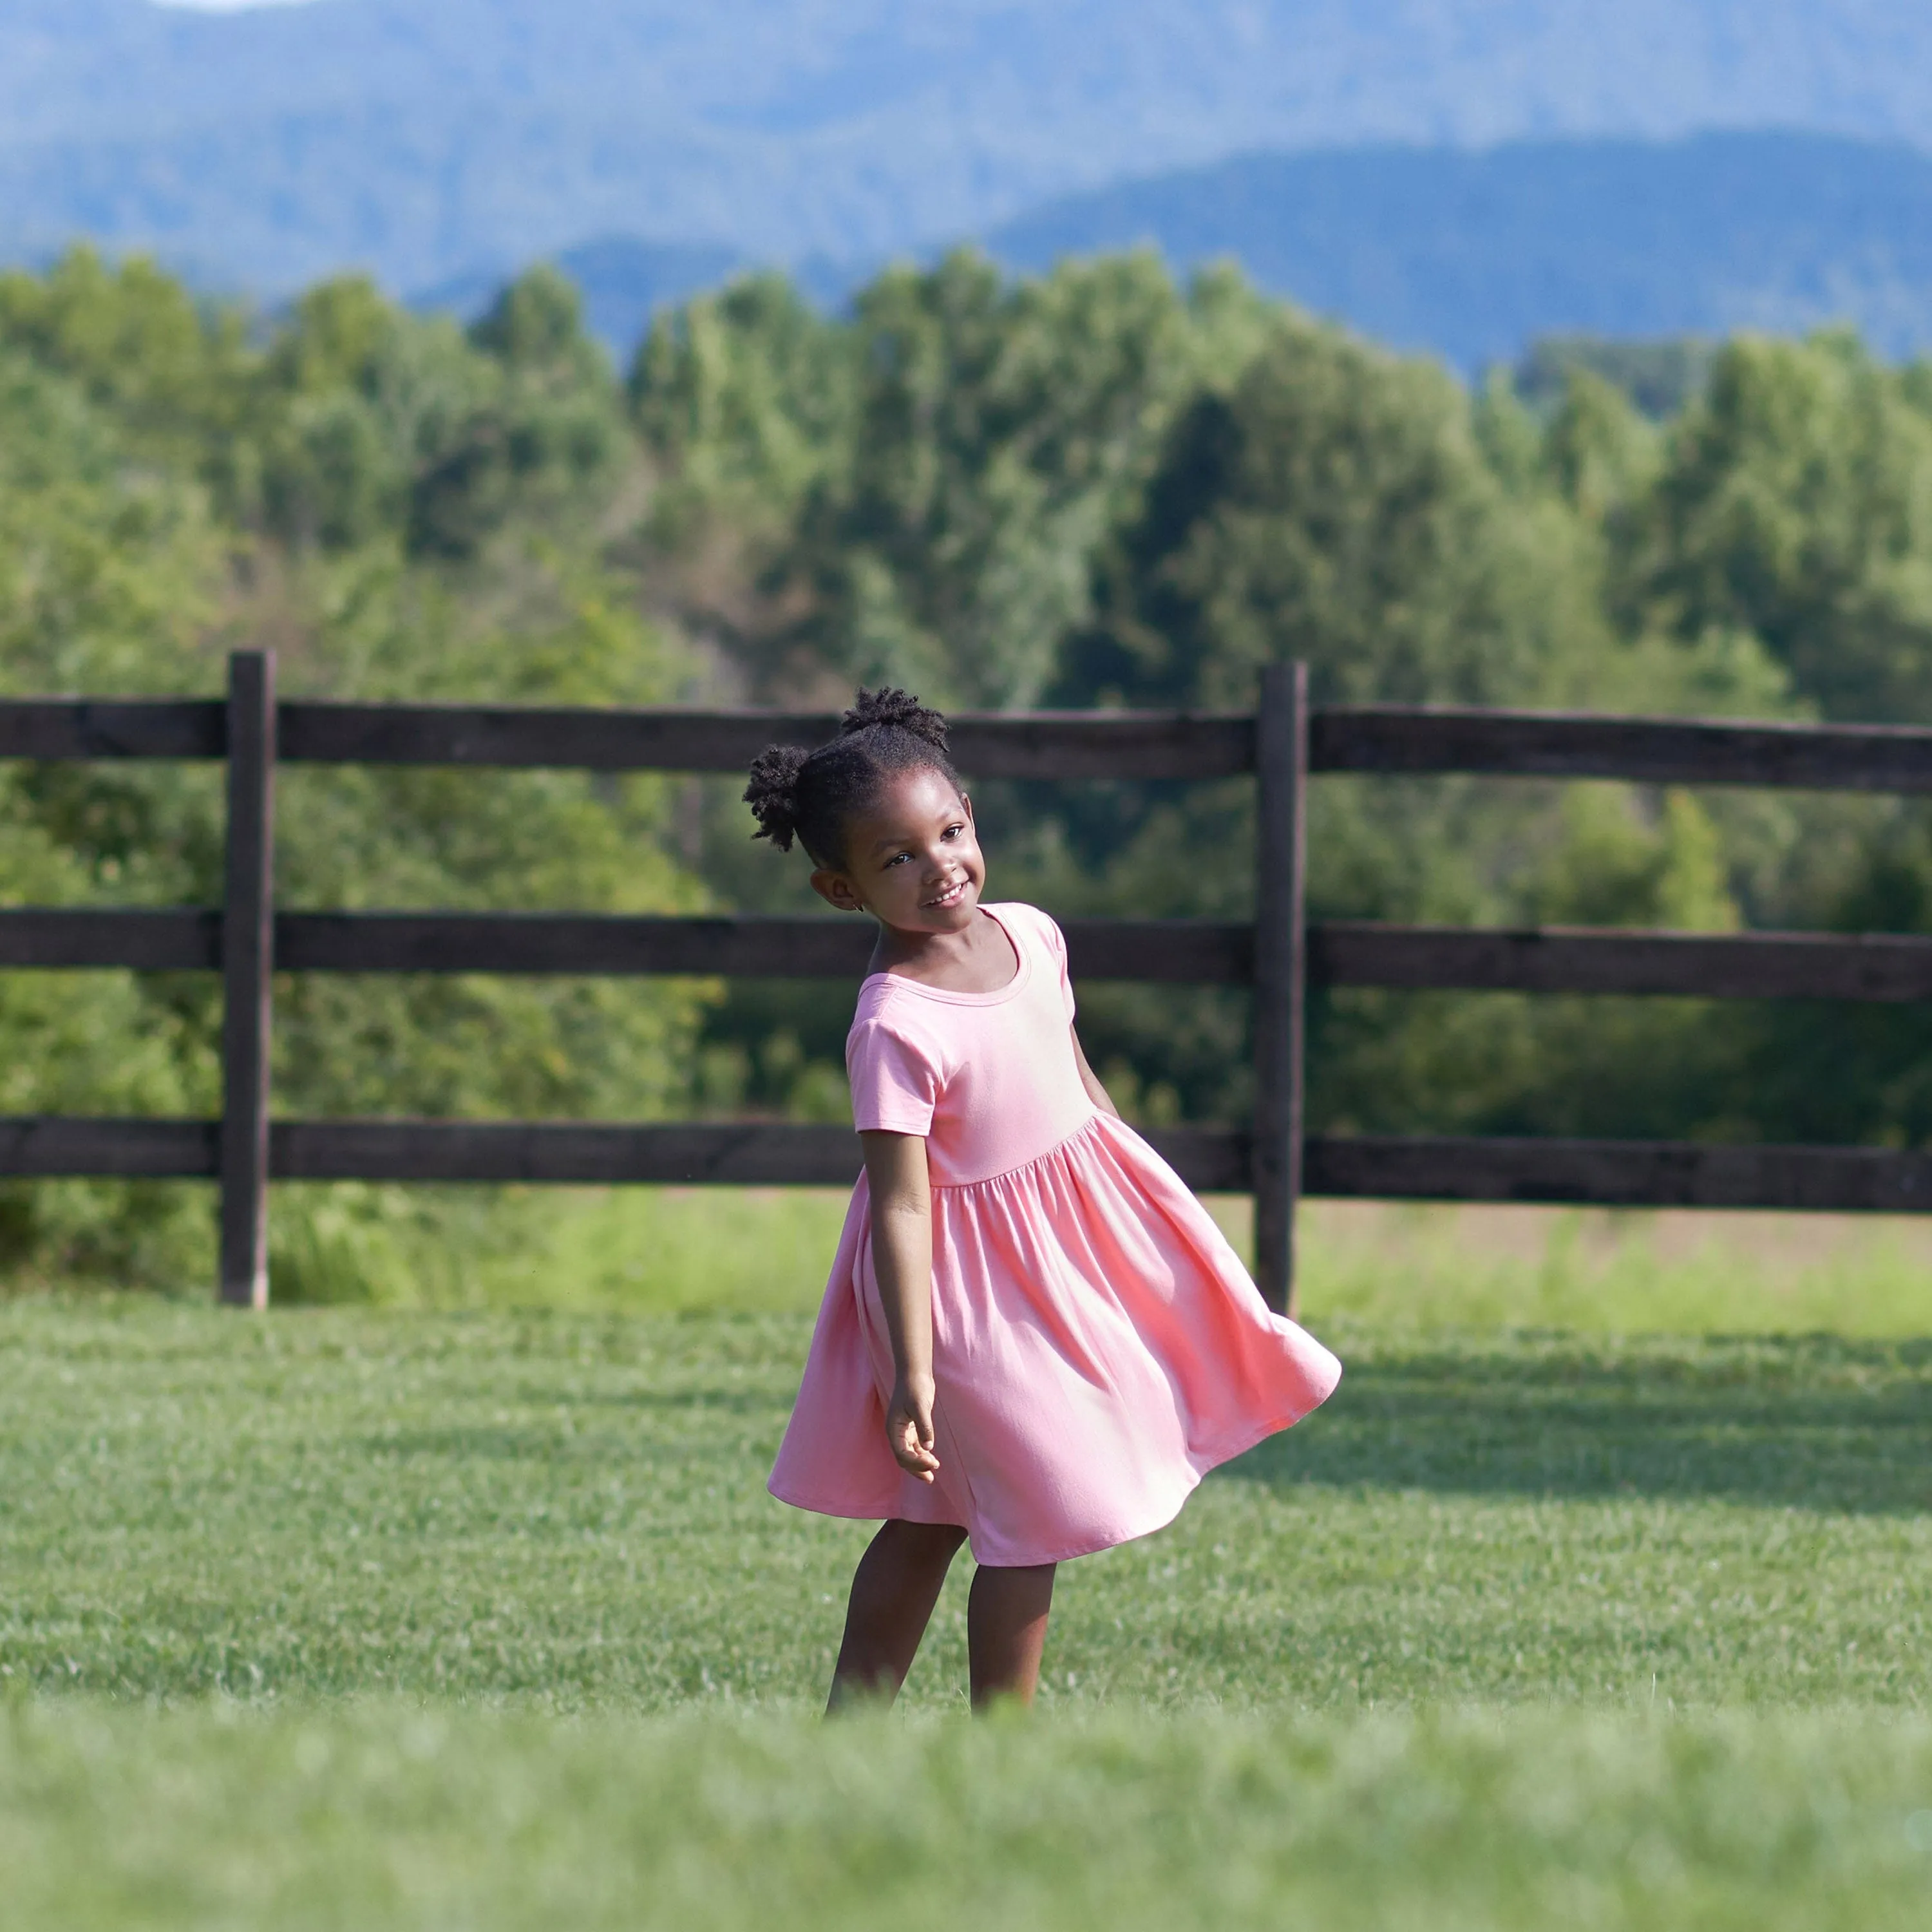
[879, 1518, 969, 1562]
[972, 1558, 1056, 1593]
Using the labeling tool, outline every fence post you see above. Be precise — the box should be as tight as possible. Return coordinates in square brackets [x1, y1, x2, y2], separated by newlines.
[1252, 661, 1308, 1318]
[219, 650, 276, 1307]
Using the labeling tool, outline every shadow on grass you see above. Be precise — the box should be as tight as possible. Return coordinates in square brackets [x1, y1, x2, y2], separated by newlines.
[1227, 1334, 1932, 1515]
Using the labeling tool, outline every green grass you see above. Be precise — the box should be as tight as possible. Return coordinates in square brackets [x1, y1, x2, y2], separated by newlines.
[6, 1701, 1932, 1931]
[1285, 1198, 1932, 1337]
[453, 1182, 860, 1313]
[3, 1302, 1927, 1709]
[410, 1186, 1932, 1335]
[4, 1292, 1927, 1927]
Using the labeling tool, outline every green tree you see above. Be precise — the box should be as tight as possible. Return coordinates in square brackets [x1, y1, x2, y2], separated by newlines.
[0, 247, 257, 493]
[632, 270, 853, 532]
[1624, 331, 1932, 721]
[0, 267, 705, 1298]
[1066, 310, 1611, 712]
[796, 251, 1268, 710]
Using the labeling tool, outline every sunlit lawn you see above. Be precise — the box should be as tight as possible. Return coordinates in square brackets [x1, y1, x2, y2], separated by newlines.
[3, 1191, 1929, 1928]
[1, 1299, 1925, 1709]
[452, 1183, 1932, 1338]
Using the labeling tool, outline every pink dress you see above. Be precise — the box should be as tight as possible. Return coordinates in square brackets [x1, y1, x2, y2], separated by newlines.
[768, 902, 1342, 1566]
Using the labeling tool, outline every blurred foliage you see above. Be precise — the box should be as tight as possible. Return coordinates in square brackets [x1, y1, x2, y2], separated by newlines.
[0, 251, 702, 1296]
[10, 243, 1932, 1295]
[1514, 336, 1719, 421]
[630, 251, 1932, 1153]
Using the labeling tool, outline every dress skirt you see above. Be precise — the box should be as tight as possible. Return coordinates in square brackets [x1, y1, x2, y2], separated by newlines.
[769, 1108, 1343, 1567]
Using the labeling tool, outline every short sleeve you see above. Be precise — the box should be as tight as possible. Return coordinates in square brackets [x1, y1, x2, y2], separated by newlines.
[846, 1012, 942, 1136]
[1039, 909, 1076, 1023]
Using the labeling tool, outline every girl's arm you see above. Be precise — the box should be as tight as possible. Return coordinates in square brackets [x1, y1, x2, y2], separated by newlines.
[1070, 1025, 1121, 1119]
[859, 1128, 942, 1484]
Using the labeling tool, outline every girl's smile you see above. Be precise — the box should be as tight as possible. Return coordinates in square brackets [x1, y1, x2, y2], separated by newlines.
[810, 766, 988, 937]
[808, 768, 1021, 991]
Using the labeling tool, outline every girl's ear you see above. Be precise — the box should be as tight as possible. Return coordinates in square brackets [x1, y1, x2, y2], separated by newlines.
[960, 790, 974, 821]
[811, 867, 867, 913]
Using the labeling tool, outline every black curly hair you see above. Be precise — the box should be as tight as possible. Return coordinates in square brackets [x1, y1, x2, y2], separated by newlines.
[744, 687, 960, 869]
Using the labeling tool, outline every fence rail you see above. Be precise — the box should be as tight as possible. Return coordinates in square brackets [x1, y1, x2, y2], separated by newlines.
[21, 693, 1932, 790]
[16, 909, 1932, 1003]
[7, 655, 1932, 1311]
[13, 1118, 1932, 1216]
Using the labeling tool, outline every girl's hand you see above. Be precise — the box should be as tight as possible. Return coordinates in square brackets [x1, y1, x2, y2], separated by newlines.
[887, 1373, 941, 1482]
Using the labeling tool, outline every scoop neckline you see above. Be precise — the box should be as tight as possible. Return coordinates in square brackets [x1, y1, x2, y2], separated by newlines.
[861, 903, 1030, 1006]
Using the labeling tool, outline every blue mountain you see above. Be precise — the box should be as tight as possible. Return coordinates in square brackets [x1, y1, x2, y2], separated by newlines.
[5, 1, 1932, 295]
[415, 238, 741, 357]
[409, 133, 1932, 377]
[983, 132, 1932, 369]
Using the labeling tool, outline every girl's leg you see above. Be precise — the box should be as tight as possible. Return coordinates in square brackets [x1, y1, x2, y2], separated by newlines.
[828, 1518, 969, 1711]
[967, 1562, 1057, 1709]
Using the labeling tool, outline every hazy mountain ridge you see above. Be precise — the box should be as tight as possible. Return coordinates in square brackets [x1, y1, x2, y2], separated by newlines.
[5, 1, 1932, 290]
[983, 132, 1932, 368]
[401, 135, 1932, 377]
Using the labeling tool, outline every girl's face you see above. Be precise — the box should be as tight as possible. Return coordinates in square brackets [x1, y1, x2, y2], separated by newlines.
[810, 766, 985, 934]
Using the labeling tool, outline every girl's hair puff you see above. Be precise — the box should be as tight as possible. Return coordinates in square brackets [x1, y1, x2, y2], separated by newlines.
[744, 687, 959, 867]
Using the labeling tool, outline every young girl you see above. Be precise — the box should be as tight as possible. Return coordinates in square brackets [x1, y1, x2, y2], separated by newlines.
[746, 687, 1342, 1710]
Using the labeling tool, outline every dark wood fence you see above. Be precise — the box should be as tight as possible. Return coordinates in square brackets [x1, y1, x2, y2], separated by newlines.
[13, 650, 1932, 1313]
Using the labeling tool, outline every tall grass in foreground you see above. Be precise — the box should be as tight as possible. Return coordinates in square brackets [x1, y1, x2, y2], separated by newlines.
[5, 1702, 1931, 1931]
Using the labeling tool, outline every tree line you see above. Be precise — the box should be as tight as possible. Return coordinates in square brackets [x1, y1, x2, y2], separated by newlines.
[6, 244, 1932, 1293]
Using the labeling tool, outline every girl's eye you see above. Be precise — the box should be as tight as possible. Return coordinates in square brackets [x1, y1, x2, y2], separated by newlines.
[885, 852, 911, 866]
[942, 824, 963, 840]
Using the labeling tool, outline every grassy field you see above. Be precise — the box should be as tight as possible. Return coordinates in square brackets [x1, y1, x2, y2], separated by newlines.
[5, 1302, 1929, 1709]
[435, 1186, 1932, 1335]
[4, 1208, 1929, 1928]
[6, 1701, 1932, 1931]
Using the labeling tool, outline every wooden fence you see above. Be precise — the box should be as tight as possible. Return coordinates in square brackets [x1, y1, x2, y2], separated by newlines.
[12, 650, 1932, 1314]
